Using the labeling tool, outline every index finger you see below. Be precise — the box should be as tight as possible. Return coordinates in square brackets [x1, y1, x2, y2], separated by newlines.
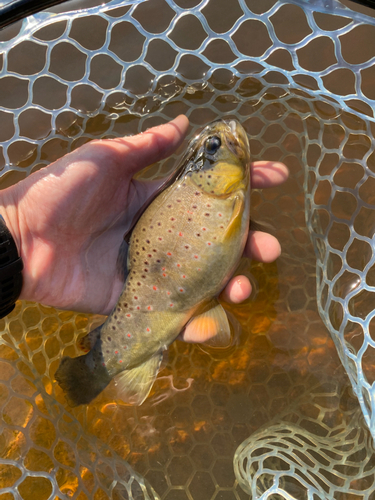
[251, 161, 289, 189]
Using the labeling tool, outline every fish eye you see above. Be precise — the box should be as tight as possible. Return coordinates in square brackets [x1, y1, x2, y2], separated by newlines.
[205, 136, 221, 154]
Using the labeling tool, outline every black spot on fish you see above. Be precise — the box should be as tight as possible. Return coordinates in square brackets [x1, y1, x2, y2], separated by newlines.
[137, 282, 141, 286]
[205, 213, 210, 217]
[158, 222, 162, 226]
[108, 336, 112, 341]
[146, 239, 150, 244]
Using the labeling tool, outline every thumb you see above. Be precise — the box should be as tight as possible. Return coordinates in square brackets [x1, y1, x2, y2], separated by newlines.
[104, 115, 190, 179]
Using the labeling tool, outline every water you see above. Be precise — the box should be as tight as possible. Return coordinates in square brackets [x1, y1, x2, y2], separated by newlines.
[0, 0, 375, 499]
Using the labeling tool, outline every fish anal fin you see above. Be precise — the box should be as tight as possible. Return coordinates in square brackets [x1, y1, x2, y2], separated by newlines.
[224, 192, 245, 241]
[114, 353, 163, 405]
[185, 300, 231, 347]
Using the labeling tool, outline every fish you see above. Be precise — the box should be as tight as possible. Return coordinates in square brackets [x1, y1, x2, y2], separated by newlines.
[55, 118, 251, 406]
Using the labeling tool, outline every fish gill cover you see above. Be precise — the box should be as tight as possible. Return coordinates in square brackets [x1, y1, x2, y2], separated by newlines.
[0, 0, 375, 499]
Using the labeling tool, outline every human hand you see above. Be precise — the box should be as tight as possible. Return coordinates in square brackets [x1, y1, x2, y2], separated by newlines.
[1, 115, 287, 323]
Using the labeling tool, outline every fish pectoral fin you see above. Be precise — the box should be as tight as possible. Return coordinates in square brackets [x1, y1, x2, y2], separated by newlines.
[116, 239, 129, 282]
[223, 192, 245, 241]
[186, 300, 231, 348]
[114, 353, 163, 405]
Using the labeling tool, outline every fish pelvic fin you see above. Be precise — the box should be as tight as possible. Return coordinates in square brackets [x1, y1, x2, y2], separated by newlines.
[114, 353, 163, 406]
[185, 300, 231, 347]
[55, 340, 111, 407]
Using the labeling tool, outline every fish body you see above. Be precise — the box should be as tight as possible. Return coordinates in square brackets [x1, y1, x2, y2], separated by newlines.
[55, 119, 251, 406]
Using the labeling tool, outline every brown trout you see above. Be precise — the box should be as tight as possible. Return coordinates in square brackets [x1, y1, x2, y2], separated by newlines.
[55, 119, 251, 406]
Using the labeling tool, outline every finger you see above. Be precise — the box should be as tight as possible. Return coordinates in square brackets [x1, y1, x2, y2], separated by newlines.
[251, 161, 289, 189]
[220, 275, 252, 304]
[244, 231, 281, 262]
[107, 115, 190, 177]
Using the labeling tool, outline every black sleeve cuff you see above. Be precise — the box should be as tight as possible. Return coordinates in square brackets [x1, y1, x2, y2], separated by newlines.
[0, 215, 23, 319]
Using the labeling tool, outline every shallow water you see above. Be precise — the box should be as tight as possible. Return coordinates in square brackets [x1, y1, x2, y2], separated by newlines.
[1, 0, 375, 499]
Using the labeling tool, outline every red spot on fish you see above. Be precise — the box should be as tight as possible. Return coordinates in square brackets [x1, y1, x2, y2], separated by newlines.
[127, 333, 131, 338]
[162, 267, 166, 271]
[146, 328, 150, 332]
[158, 237, 162, 241]
[194, 255, 198, 259]
[123, 346, 127, 349]
[207, 242, 211, 246]
[115, 350, 118, 354]
[187, 210, 193, 214]
[182, 275, 186, 278]
[218, 213, 222, 217]
[163, 273, 167, 277]
[148, 306, 152, 310]
[167, 291, 171, 295]
[153, 286, 157, 291]
[137, 306, 140, 310]
[179, 232, 183, 237]
[169, 303, 174, 307]
[198, 268, 201, 271]
[207, 204, 211, 207]
[134, 296, 138, 299]
[167, 252, 172, 256]
[170, 217, 175, 221]
[202, 228, 206, 231]
[119, 360, 123, 363]
[126, 314, 131, 317]
[179, 288, 184, 292]
[177, 264, 181, 267]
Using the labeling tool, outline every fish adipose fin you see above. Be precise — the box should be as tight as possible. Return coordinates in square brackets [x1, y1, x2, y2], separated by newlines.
[55, 340, 111, 407]
[224, 192, 245, 241]
[78, 328, 101, 353]
[186, 300, 231, 347]
[115, 352, 163, 405]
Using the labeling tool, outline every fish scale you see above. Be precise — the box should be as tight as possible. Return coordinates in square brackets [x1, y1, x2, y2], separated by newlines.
[55, 118, 251, 406]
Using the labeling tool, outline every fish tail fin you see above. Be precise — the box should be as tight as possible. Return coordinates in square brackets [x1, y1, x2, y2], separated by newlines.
[55, 340, 111, 407]
[115, 353, 163, 405]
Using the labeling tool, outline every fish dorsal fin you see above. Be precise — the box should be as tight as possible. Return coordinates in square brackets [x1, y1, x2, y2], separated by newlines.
[114, 352, 163, 405]
[186, 300, 231, 347]
[116, 238, 130, 282]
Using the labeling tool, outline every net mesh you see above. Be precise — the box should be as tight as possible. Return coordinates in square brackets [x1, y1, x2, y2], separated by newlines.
[0, 0, 375, 498]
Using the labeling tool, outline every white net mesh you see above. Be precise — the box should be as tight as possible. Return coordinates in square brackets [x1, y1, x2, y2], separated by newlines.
[1, 0, 375, 498]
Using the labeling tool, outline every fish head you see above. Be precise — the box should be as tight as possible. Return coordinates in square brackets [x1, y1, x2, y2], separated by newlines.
[182, 119, 250, 196]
